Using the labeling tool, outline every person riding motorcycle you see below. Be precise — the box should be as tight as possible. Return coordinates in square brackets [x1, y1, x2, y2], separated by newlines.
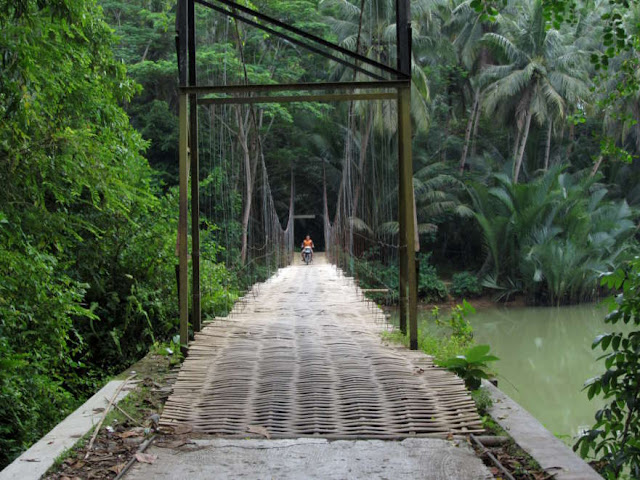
[301, 235, 314, 262]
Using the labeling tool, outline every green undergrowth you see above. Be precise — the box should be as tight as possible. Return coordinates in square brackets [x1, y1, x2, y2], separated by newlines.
[382, 302, 478, 363]
[44, 352, 175, 478]
[471, 387, 493, 414]
[382, 301, 498, 392]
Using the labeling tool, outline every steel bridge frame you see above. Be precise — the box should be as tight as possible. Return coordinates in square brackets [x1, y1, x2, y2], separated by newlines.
[176, 0, 419, 350]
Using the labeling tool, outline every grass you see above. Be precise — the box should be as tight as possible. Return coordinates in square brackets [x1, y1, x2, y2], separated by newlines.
[381, 325, 470, 363]
[471, 387, 493, 413]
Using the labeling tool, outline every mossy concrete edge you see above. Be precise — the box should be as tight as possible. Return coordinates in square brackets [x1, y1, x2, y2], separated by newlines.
[0, 381, 132, 480]
[482, 380, 602, 480]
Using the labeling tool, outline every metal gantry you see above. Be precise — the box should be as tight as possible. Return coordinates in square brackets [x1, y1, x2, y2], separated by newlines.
[175, 0, 419, 350]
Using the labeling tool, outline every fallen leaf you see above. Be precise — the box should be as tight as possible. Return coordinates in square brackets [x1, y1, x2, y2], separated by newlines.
[119, 428, 144, 438]
[135, 453, 158, 464]
[110, 463, 127, 474]
[247, 425, 271, 439]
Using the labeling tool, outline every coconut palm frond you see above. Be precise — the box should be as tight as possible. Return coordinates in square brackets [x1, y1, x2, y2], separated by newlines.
[378, 221, 399, 236]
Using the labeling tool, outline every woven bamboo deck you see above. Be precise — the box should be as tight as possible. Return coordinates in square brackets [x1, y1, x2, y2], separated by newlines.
[160, 256, 482, 438]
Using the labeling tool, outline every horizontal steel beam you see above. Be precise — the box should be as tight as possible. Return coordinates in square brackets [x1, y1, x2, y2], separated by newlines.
[198, 92, 398, 105]
[181, 80, 409, 95]
[195, 0, 386, 81]
[195, 0, 406, 80]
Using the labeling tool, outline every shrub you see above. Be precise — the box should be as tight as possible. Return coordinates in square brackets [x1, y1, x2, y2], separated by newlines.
[575, 264, 640, 479]
[418, 253, 448, 302]
[451, 272, 482, 298]
[437, 344, 499, 390]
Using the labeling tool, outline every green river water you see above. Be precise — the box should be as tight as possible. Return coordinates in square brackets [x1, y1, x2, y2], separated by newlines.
[471, 305, 611, 443]
[394, 304, 626, 444]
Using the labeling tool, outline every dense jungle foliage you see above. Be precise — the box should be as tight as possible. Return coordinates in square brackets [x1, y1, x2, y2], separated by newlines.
[2, 0, 640, 473]
[0, 0, 237, 467]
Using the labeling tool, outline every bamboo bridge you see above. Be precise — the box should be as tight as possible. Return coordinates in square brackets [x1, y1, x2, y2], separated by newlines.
[128, 2, 492, 477]
[125, 256, 491, 479]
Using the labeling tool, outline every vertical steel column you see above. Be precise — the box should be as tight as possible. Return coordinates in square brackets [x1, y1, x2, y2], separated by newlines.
[396, 0, 408, 336]
[188, 0, 201, 333]
[396, 0, 418, 350]
[177, 0, 189, 348]
[179, 94, 189, 348]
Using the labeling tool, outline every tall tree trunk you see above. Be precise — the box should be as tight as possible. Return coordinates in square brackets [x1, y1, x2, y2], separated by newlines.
[471, 92, 482, 158]
[460, 89, 480, 173]
[591, 155, 604, 177]
[512, 125, 523, 162]
[333, 0, 366, 227]
[514, 110, 532, 183]
[351, 109, 374, 220]
[544, 120, 552, 171]
[236, 107, 252, 265]
[237, 107, 261, 265]
[566, 122, 575, 157]
[632, 102, 640, 154]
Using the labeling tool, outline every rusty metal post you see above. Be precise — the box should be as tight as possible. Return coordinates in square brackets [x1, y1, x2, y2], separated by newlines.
[398, 87, 417, 349]
[398, 166, 408, 336]
[188, 0, 201, 333]
[177, 0, 189, 349]
[178, 93, 189, 349]
[396, 0, 418, 349]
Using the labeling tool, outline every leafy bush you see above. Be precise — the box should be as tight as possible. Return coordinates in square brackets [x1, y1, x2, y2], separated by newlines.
[437, 344, 499, 390]
[575, 263, 640, 479]
[436, 301, 476, 342]
[418, 302, 477, 361]
[471, 387, 493, 413]
[0, 224, 92, 465]
[451, 272, 482, 298]
[469, 167, 636, 305]
[0, 2, 239, 468]
[418, 253, 448, 302]
[352, 250, 400, 303]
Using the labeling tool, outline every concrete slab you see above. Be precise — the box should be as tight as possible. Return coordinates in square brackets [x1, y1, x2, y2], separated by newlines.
[125, 438, 493, 480]
[483, 381, 602, 480]
[0, 380, 132, 480]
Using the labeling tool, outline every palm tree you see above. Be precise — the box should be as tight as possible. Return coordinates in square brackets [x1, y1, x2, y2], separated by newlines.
[478, 0, 589, 182]
[319, 0, 435, 252]
[378, 155, 472, 238]
[446, 0, 493, 172]
[319, 0, 431, 130]
[469, 166, 635, 304]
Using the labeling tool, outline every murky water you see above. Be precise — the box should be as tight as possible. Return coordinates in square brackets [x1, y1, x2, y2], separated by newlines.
[471, 305, 614, 443]
[391, 304, 629, 444]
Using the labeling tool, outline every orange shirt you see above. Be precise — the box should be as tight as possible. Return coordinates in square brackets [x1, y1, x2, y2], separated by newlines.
[303, 239, 314, 248]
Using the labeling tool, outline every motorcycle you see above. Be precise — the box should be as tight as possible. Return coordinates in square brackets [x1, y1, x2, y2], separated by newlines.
[302, 246, 313, 265]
